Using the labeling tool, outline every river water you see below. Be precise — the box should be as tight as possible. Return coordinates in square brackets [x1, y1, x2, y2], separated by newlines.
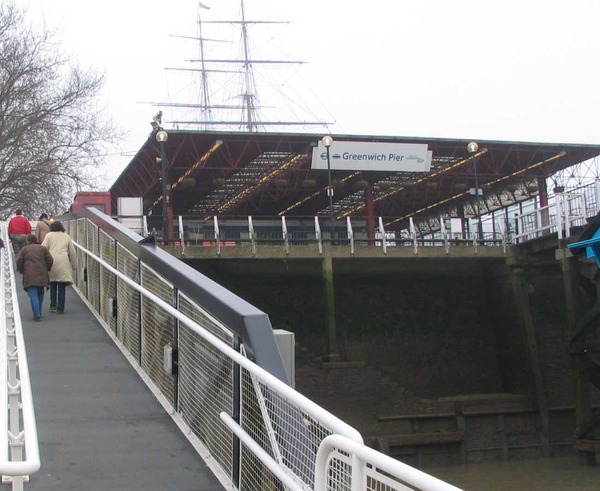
[428, 457, 600, 490]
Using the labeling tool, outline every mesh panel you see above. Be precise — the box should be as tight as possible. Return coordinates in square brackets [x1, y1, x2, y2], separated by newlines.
[240, 367, 330, 490]
[178, 293, 235, 478]
[116, 244, 141, 362]
[85, 221, 100, 312]
[140, 264, 176, 407]
[84, 220, 95, 253]
[77, 218, 87, 247]
[76, 219, 88, 292]
[322, 450, 414, 491]
[99, 230, 117, 333]
[324, 451, 352, 491]
[240, 444, 284, 491]
[64, 220, 74, 239]
[365, 466, 413, 491]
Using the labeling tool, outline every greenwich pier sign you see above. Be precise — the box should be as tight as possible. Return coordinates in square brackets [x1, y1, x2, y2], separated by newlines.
[311, 141, 432, 172]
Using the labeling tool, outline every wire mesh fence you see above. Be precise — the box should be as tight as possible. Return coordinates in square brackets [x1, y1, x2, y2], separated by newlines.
[62, 211, 462, 491]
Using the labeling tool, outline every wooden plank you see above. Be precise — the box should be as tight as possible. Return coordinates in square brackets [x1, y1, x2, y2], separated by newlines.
[386, 431, 465, 447]
[574, 439, 600, 452]
[379, 412, 455, 421]
[379, 406, 536, 421]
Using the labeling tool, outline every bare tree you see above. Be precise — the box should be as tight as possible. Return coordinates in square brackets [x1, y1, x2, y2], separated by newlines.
[0, 3, 120, 219]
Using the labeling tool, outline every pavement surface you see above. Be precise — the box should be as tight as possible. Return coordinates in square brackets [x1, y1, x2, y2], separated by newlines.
[18, 281, 224, 491]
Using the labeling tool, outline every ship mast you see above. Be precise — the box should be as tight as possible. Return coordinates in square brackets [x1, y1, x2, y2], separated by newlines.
[149, 0, 330, 132]
[198, 4, 212, 126]
[240, 0, 256, 131]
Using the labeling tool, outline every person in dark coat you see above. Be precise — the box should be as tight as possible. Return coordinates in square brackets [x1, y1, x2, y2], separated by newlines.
[17, 234, 53, 321]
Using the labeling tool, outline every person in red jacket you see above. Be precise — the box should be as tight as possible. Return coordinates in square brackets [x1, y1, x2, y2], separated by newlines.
[8, 209, 32, 255]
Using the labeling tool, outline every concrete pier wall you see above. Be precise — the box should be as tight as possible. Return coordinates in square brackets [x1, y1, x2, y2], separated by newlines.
[183, 254, 593, 465]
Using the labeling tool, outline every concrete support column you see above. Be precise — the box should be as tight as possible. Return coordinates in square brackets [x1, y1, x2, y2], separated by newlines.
[364, 183, 376, 244]
[511, 266, 550, 457]
[559, 244, 596, 465]
[322, 252, 340, 361]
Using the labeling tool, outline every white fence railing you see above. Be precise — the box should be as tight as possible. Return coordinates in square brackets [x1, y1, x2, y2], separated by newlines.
[0, 227, 41, 490]
[315, 434, 462, 491]
[135, 180, 600, 253]
[143, 214, 507, 256]
[514, 187, 599, 243]
[65, 212, 462, 491]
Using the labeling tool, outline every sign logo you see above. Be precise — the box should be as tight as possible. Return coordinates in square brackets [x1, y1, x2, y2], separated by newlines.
[320, 152, 342, 161]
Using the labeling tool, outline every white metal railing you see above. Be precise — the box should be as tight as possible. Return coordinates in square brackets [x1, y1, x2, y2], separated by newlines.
[67, 214, 463, 491]
[282, 216, 289, 254]
[221, 413, 462, 491]
[248, 216, 256, 255]
[346, 217, 354, 255]
[315, 434, 461, 491]
[0, 227, 41, 490]
[557, 192, 588, 239]
[136, 179, 600, 252]
[178, 215, 185, 256]
[315, 215, 323, 254]
[513, 203, 555, 243]
[514, 187, 597, 243]
[158, 214, 508, 257]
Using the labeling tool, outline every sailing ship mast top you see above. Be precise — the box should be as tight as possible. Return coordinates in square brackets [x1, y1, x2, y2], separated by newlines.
[150, 0, 331, 132]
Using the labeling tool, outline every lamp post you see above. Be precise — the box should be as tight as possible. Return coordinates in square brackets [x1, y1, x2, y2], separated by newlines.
[467, 141, 483, 239]
[320, 134, 339, 361]
[321, 135, 334, 242]
[156, 129, 169, 240]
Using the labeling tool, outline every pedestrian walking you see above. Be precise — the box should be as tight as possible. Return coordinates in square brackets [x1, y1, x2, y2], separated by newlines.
[8, 209, 32, 255]
[35, 213, 52, 244]
[16, 234, 53, 322]
[41, 221, 77, 314]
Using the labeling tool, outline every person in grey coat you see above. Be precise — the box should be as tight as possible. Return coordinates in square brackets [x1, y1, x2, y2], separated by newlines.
[17, 234, 53, 321]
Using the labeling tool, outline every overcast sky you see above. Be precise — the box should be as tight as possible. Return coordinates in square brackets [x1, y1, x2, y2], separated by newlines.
[15, 0, 600, 183]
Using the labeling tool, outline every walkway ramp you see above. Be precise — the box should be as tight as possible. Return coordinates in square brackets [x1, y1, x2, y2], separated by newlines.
[18, 285, 223, 491]
[3, 210, 462, 491]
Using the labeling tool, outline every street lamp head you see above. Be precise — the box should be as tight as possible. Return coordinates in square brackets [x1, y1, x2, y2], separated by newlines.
[156, 130, 169, 143]
[467, 141, 479, 154]
[321, 135, 333, 148]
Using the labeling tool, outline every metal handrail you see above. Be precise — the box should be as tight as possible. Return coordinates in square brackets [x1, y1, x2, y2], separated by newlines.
[514, 191, 590, 243]
[219, 413, 305, 491]
[166, 214, 508, 256]
[71, 231, 464, 491]
[315, 434, 462, 491]
[70, 240, 363, 444]
[0, 228, 41, 488]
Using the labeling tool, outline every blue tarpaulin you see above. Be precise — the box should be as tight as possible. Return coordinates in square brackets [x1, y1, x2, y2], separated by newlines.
[568, 227, 600, 268]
